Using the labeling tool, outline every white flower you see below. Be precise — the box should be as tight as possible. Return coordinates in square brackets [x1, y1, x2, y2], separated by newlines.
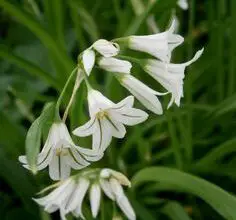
[177, 0, 188, 10]
[98, 57, 132, 74]
[99, 168, 135, 220]
[118, 74, 164, 115]
[144, 48, 204, 108]
[128, 19, 184, 62]
[90, 183, 101, 218]
[93, 39, 120, 57]
[82, 49, 95, 75]
[34, 168, 135, 220]
[73, 89, 148, 152]
[19, 122, 103, 181]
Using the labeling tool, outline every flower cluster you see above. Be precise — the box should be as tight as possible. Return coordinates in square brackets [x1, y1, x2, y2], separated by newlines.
[19, 17, 203, 219]
[34, 169, 135, 220]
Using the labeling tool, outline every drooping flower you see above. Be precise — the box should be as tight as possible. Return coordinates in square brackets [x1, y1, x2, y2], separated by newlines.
[93, 39, 120, 57]
[117, 74, 164, 114]
[34, 168, 136, 220]
[19, 122, 103, 180]
[126, 19, 184, 62]
[143, 48, 204, 108]
[81, 49, 95, 75]
[98, 57, 132, 74]
[177, 0, 188, 10]
[73, 89, 148, 152]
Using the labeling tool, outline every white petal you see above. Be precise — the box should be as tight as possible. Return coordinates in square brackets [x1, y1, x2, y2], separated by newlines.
[73, 116, 97, 137]
[72, 178, 90, 219]
[98, 57, 132, 74]
[93, 39, 119, 57]
[34, 178, 74, 206]
[60, 155, 71, 180]
[82, 49, 95, 76]
[87, 89, 114, 116]
[117, 195, 136, 220]
[92, 119, 112, 152]
[167, 19, 184, 54]
[90, 184, 101, 218]
[81, 152, 104, 162]
[120, 75, 163, 114]
[59, 209, 68, 220]
[37, 149, 54, 171]
[45, 204, 59, 213]
[129, 33, 169, 61]
[110, 178, 124, 200]
[182, 48, 204, 66]
[108, 107, 148, 126]
[18, 155, 27, 163]
[177, 0, 188, 10]
[110, 96, 134, 110]
[49, 155, 60, 181]
[69, 148, 90, 166]
[99, 179, 115, 200]
[103, 169, 131, 187]
[106, 116, 126, 138]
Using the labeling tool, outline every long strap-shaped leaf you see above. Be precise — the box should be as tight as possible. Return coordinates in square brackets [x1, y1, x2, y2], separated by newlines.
[132, 167, 236, 219]
[0, 45, 61, 89]
[0, 0, 74, 78]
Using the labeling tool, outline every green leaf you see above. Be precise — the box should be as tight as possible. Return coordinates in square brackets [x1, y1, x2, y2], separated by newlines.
[161, 202, 192, 220]
[0, 45, 61, 89]
[0, 149, 37, 213]
[212, 94, 236, 116]
[131, 198, 156, 220]
[0, 0, 73, 77]
[26, 102, 55, 173]
[132, 167, 236, 219]
[193, 138, 236, 170]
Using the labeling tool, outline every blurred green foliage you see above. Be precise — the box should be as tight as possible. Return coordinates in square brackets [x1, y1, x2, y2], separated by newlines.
[0, 0, 236, 219]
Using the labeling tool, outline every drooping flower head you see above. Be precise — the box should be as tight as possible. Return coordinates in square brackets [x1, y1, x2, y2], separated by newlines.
[73, 89, 148, 152]
[143, 48, 204, 108]
[117, 19, 184, 63]
[34, 168, 136, 220]
[19, 122, 103, 180]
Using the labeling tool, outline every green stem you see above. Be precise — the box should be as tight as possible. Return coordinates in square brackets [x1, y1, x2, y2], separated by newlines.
[228, 0, 235, 95]
[167, 111, 183, 170]
[185, 0, 195, 164]
[55, 67, 78, 120]
[217, 0, 225, 101]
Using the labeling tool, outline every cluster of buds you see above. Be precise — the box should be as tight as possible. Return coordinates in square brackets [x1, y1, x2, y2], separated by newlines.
[19, 15, 203, 219]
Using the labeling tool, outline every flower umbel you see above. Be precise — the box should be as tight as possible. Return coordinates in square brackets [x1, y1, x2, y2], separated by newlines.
[73, 89, 148, 152]
[19, 122, 103, 180]
[34, 168, 136, 220]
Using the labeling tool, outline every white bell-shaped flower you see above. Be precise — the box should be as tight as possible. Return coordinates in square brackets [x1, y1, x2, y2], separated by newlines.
[73, 89, 148, 152]
[93, 39, 120, 57]
[19, 122, 103, 180]
[144, 48, 204, 108]
[82, 49, 95, 75]
[128, 19, 184, 62]
[118, 74, 164, 115]
[34, 168, 135, 220]
[98, 57, 132, 74]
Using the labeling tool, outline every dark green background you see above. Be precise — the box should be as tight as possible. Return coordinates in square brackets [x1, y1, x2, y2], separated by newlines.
[0, 0, 236, 219]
